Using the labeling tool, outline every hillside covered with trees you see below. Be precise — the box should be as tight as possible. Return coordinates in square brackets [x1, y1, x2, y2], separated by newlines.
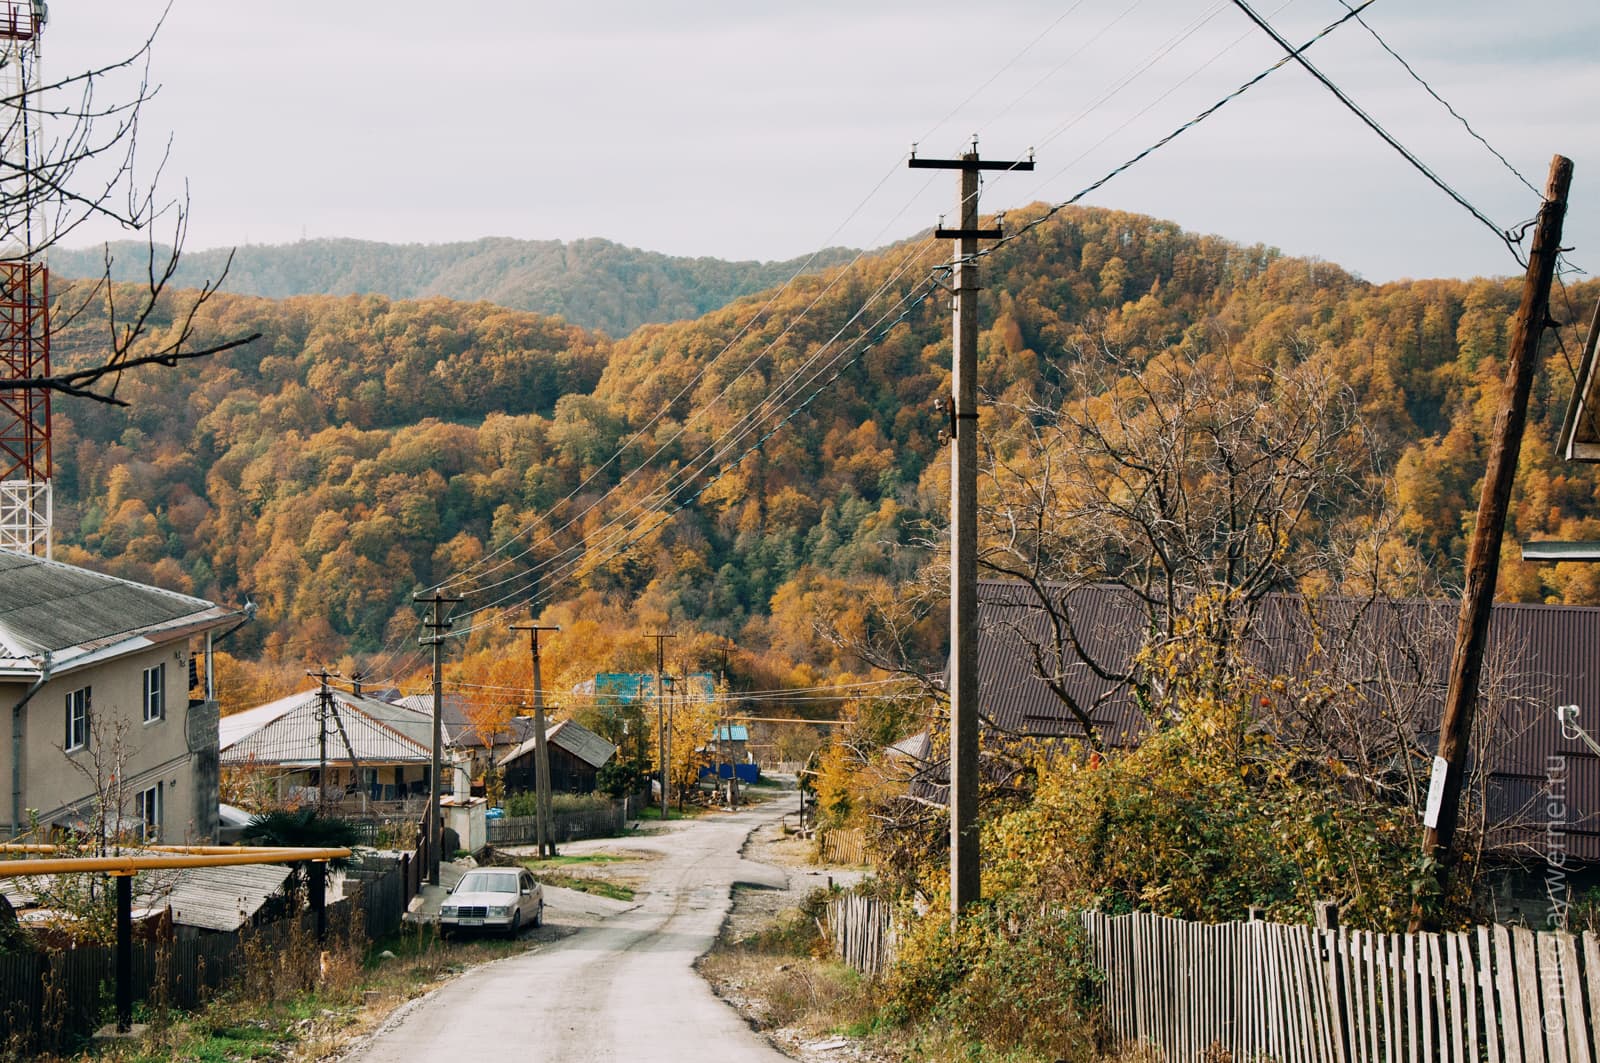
[48, 203, 1600, 703]
[48, 237, 861, 338]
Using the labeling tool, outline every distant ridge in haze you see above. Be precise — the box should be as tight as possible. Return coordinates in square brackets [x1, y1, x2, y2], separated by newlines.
[49, 236, 861, 337]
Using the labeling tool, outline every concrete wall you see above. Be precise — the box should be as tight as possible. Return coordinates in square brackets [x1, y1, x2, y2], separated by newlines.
[3, 641, 204, 841]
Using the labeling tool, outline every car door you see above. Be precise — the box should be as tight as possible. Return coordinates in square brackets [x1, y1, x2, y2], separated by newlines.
[519, 871, 536, 919]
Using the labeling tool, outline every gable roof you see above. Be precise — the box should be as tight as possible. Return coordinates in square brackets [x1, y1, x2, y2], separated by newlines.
[392, 692, 536, 749]
[976, 581, 1600, 861]
[497, 717, 616, 770]
[0, 549, 240, 678]
[220, 688, 434, 766]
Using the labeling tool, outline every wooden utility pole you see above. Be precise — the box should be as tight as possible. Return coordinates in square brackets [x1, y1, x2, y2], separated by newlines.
[1422, 154, 1573, 887]
[416, 591, 461, 886]
[909, 140, 1032, 926]
[646, 632, 675, 819]
[512, 621, 560, 858]
[306, 667, 341, 814]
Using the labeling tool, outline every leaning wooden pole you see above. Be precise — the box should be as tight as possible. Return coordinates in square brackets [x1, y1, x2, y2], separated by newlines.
[1422, 154, 1572, 891]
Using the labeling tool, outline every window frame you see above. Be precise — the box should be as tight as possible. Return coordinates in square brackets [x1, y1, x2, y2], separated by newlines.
[142, 662, 165, 724]
[136, 782, 162, 844]
[64, 686, 90, 752]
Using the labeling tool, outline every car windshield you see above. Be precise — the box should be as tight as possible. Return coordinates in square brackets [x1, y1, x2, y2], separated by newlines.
[456, 870, 519, 894]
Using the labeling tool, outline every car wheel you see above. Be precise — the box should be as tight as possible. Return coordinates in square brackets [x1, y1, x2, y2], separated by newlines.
[533, 901, 544, 928]
[509, 909, 523, 937]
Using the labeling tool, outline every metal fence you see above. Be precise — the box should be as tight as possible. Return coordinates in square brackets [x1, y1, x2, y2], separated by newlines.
[0, 863, 409, 1054]
[1082, 909, 1600, 1063]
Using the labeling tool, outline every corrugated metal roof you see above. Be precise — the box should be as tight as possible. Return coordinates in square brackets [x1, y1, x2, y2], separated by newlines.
[0, 548, 237, 673]
[1, 859, 291, 932]
[715, 725, 749, 742]
[976, 582, 1600, 861]
[221, 688, 433, 766]
[498, 718, 616, 770]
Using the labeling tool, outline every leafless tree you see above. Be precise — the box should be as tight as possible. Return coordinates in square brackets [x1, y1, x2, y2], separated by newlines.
[976, 339, 1380, 742]
[0, 9, 257, 406]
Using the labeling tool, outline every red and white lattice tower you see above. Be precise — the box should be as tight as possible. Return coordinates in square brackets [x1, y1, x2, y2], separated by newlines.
[0, 1, 49, 557]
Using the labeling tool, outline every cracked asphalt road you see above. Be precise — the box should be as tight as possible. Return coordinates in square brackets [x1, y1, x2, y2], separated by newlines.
[341, 799, 795, 1063]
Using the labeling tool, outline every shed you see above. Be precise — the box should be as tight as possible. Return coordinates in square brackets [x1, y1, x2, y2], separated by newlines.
[498, 719, 615, 795]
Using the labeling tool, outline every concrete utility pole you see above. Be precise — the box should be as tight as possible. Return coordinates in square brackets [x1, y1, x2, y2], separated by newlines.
[1422, 155, 1573, 891]
[306, 667, 341, 814]
[909, 140, 1032, 927]
[646, 632, 675, 819]
[512, 621, 560, 859]
[416, 591, 461, 886]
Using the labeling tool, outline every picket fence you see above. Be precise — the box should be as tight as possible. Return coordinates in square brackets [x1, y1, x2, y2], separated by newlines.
[1082, 909, 1600, 1063]
[826, 891, 897, 978]
[819, 828, 868, 867]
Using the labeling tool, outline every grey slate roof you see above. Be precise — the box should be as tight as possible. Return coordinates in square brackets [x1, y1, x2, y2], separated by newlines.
[0, 548, 238, 677]
[220, 688, 433, 766]
[1, 859, 291, 932]
[497, 718, 616, 770]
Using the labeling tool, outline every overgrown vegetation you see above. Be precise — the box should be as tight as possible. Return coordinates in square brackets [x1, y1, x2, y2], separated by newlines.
[13, 917, 541, 1063]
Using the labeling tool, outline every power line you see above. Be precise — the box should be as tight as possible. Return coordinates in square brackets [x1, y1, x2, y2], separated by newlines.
[1224, 0, 1525, 263]
[1336, 0, 1540, 199]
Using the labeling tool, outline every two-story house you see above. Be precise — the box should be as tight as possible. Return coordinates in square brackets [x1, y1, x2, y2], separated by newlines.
[0, 549, 245, 843]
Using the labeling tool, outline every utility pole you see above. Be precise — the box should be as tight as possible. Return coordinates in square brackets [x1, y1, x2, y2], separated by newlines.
[646, 633, 675, 819]
[416, 591, 461, 887]
[512, 621, 560, 859]
[307, 667, 341, 815]
[1422, 155, 1572, 899]
[909, 138, 1032, 927]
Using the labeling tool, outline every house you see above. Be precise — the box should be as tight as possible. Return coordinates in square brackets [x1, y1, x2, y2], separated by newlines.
[498, 718, 616, 795]
[969, 580, 1600, 869]
[0, 549, 244, 844]
[711, 724, 749, 763]
[390, 691, 536, 777]
[219, 688, 435, 809]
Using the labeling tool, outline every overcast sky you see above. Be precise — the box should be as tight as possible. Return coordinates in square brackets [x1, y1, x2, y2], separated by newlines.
[42, 0, 1600, 284]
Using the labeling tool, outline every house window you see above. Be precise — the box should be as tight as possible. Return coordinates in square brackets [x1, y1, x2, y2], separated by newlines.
[136, 783, 162, 843]
[64, 687, 90, 751]
[142, 662, 165, 723]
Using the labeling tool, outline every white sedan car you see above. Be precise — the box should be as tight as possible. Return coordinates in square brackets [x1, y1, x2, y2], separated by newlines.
[439, 867, 544, 937]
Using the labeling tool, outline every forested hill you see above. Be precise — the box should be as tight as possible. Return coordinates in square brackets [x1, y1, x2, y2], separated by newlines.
[47, 203, 1600, 676]
[47, 236, 861, 338]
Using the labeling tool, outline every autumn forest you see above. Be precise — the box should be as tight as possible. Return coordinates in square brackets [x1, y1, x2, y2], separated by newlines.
[50, 203, 1600, 716]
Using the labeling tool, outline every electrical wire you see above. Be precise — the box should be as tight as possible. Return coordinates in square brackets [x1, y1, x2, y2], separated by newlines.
[964, 0, 1411, 269]
[1335, 0, 1540, 199]
[442, 278, 943, 639]
[1224, 0, 1526, 263]
[439, 242, 944, 619]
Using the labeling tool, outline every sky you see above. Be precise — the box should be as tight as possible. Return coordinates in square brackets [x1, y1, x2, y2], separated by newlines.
[38, 0, 1600, 284]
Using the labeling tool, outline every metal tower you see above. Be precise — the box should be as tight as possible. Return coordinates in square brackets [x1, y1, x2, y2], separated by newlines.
[0, 0, 49, 557]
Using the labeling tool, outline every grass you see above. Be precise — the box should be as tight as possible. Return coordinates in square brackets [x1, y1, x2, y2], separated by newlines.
[526, 870, 635, 902]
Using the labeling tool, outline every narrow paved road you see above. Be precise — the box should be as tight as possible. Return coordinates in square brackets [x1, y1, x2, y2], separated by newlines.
[343, 799, 795, 1063]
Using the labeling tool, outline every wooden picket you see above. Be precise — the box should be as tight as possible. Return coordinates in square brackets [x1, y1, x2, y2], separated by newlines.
[825, 891, 897, 978]
[1082, 911, 1600, 1063]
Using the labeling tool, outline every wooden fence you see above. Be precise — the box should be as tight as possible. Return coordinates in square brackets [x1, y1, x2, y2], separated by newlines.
[819, 827, 868, 867]
[1082, 909, 1600, 1063]
[0, 862, 409, 1054]
[826, 891, 897, 979]
[487, 802, 625, 847]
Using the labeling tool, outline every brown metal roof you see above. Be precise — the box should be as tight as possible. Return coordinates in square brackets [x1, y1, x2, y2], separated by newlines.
[975, 581, 1600, 861]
